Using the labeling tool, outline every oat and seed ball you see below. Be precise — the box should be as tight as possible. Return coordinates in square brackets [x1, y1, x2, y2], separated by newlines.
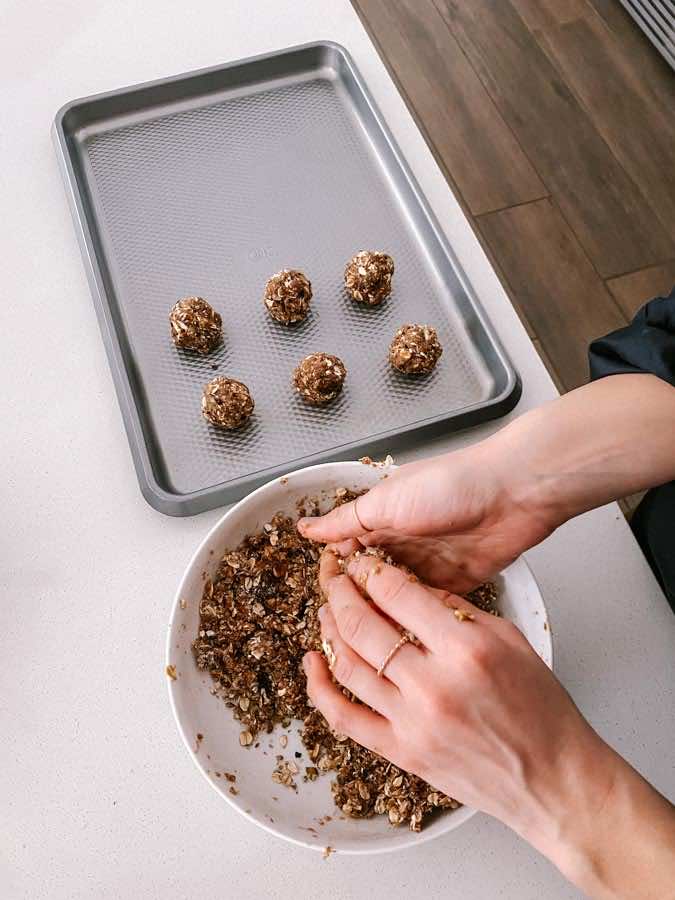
[201, 377, 254, 429]
[169, 296, 222, 354]
[389, 324, 443, 375]
[293, 352, 346, 406]
[344, 250, 394, 306]
[264, 269, 312, 324]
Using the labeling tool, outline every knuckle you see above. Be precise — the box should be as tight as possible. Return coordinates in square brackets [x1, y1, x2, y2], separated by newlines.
[468, 638, 491, 667]
[498, 618, 526, 644]
[332, 652, 355, 686]
[335, 504, 354, 530]
[305, 679, 322, 708]
[464, 633, 503, 679]
[382, 571, 408, 608]
[339, 603, 368, 646]
[441, 634, 472, 665]
[326, 707, 349, 736]
[328, 573, 352, 596]
[430, 690, 460, 724]
[311, 687, 340, 725]
[403, 658, 435, 694]
[464, 639, 493, 675]
[413, 683, 455, 725]
[443, 634, 494, 678]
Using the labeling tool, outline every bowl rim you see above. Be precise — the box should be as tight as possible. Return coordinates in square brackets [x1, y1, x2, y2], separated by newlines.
[166, 460, 552, 854]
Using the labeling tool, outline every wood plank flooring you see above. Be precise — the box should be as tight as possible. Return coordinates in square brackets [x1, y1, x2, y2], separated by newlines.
[607, 262, 675, 317]
[478, 198, 627, 390]
[352, 0, 675, 393]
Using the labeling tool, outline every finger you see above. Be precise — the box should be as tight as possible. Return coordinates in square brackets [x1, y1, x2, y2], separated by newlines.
[318, 604, 399, 716]
[303, 652, 393, 755]
[298, 496, 368, 542]
[347, 555, 452, 650]
[319, 546, 341, 594]
[427, 587, 496, 625]
[428, 585, 456, 603]
[326, 574, 422, 686]
[346, 556, 491, 651]
[297, 479, 400, 542]
[318, 540, 370, 594]
[356, 531, 482, 593]
[326, 538, 361, 558]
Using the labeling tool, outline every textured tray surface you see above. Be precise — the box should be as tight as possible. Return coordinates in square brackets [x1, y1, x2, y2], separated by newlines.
[57, 45, 517, 512]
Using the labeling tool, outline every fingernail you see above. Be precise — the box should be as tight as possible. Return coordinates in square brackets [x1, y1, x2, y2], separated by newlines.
[297, 517, 311, 534]
[318, 604, 327, 622]
[302, 653, 311, 673]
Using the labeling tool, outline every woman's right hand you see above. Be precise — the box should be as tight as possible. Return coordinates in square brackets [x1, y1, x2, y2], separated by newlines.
[298, 439, 556, 593]
[305, 548, 675, 900]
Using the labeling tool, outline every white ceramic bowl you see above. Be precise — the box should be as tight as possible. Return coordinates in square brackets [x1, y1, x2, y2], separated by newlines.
[167, 461, 552, 855]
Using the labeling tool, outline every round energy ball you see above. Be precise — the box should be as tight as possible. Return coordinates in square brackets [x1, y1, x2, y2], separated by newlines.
[344, 250, 394, 306]
[389, 324, 443, 375]
[201, 377, 254, 429]
[264, 269, 312, 324]
[169, 296, 222, 355]
[293, 352, 347, 406]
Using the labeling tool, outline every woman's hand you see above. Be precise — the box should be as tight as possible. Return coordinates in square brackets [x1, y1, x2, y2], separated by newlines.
[305, 548, 607, 833]
[305, 550, 675, 900]
[299, 375, 675, 593]
[298, 444, 556, 593]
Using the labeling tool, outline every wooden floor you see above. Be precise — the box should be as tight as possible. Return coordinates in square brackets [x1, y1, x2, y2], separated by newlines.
[352, 0, 675, 394]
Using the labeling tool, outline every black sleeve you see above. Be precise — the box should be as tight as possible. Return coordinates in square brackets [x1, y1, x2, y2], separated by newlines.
[589, 286, 675, 387]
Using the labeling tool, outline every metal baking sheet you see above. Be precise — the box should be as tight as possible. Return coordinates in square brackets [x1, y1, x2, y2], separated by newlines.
[53, 42, 520, 516]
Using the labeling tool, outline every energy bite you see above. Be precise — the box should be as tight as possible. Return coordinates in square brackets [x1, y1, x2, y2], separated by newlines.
[201, 377, 254, 429]
[344, 250, 394, 306]
[169, 296, 222, 354]
[389, 324, 443, 375]
[264, 269, 312, 325]
[293, 353, 346, 406]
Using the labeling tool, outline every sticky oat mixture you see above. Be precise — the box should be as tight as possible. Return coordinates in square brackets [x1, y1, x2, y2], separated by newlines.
[193, 492, 498, 831]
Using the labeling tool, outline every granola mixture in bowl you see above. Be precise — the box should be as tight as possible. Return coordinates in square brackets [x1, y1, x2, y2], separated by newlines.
[167, 460, 552, 855]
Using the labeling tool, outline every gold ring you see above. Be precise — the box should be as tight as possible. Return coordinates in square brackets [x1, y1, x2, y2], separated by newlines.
[376, 632, 411, 678]
[353, 496, 369, 533]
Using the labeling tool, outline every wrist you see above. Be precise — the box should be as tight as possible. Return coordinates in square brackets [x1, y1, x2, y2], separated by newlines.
[511, 732, 675, 900]
[478, 414, 572, 535]
[482, 401, 611, 532]
[510, 729, 624, 892]
[483, 376, 675, 531]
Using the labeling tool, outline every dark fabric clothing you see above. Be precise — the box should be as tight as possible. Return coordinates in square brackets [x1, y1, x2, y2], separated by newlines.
[631, 483, 675, 610]
[590, 287, 675, 386]
[588, 285, 675, 611]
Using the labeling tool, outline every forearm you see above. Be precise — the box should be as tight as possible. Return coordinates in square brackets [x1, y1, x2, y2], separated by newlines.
[487, 374, 675, 528]
[520, 740, 675, 899]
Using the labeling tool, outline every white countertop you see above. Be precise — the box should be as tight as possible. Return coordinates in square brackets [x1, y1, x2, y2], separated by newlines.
[2, 1, 673, 897]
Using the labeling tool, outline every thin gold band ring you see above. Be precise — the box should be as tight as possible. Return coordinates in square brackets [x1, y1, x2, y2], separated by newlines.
[376, 633, 411, 678]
